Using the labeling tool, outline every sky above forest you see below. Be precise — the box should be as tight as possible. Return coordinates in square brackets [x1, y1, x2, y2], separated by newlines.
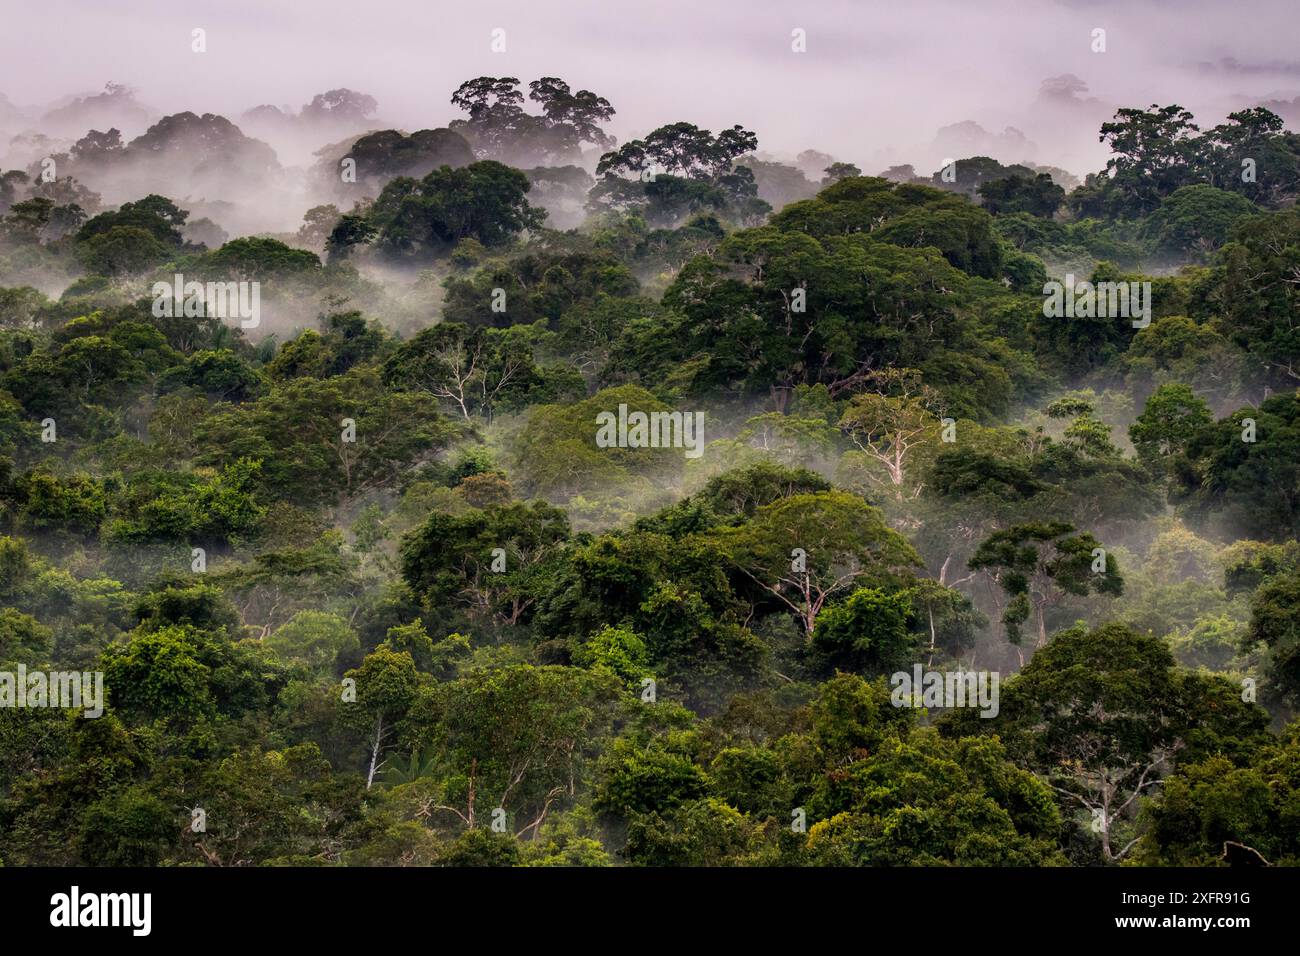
[3, 0, 1299, 175]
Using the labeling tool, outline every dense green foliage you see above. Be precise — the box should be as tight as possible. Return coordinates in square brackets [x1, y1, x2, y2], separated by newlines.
[2, 82, 1300, 868]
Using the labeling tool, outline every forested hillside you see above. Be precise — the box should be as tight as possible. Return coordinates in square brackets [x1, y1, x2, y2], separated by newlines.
[2, 73, 1300, 868]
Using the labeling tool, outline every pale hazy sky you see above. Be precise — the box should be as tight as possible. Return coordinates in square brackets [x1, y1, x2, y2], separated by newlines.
[2, 0, 1298, 174]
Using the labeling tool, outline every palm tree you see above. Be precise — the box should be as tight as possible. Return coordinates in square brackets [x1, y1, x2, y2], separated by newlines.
[381, 748, 438, 785]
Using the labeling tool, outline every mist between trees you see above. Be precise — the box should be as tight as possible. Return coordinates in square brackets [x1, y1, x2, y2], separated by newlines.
[1, 62, 1300, 868]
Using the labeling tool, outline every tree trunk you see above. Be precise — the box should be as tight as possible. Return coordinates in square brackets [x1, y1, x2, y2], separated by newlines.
[366, 713, 384, 790]
[927, 605, 937, 667]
